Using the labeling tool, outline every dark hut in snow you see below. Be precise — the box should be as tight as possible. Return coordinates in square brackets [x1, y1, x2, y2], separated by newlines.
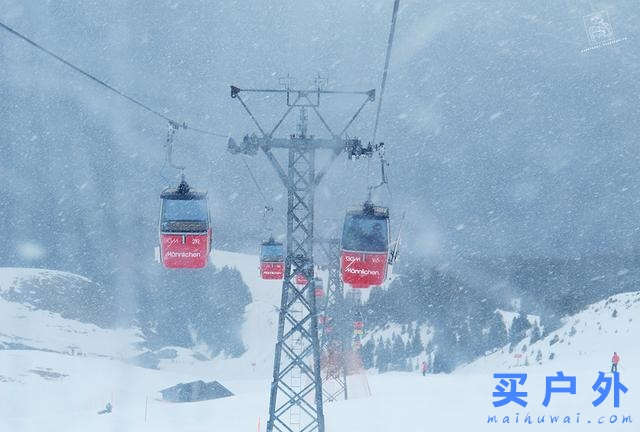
[160, 380, 233, 403]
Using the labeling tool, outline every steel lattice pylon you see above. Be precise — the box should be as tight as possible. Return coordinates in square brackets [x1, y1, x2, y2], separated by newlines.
[229, 81, 377, 432]
[318, 238, 348, 402]
[268, 108, 324, 432]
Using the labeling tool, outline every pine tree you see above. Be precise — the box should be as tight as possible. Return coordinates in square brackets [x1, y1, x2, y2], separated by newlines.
[509, 312, 532, 344]
[432, 350, 449, 373]
[361, 339, 375, 369]
[404, 359, 412, 371]
[144, 265, 251, 356]
[391, 333, 406, 370]
[374, 337, 388, 372]
[468, 318, 485, 357]
[411, 326, 424, 356]
[530, 322, 542, 344]
[541, 313, 562, 336]
[431, 323, 458, 373]
[487, 312, 508, 348]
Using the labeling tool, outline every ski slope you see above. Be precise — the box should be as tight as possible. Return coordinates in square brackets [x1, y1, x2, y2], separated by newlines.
[0, 296, 142, 358]
[0, 257, 638, 431]
[207, 250, 282, 378]
[0, 268, 142, 358]
[463, 291, 640, 373]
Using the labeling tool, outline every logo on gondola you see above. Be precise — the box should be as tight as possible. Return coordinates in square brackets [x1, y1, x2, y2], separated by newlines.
[165, 237, 181, 247]
[165, 251, 202, 258]
[344, 267, 380, 276]
[344, 255, 362, 262]
[192, 238, 201, 245]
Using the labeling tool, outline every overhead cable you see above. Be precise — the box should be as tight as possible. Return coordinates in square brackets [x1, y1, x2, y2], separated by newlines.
[0, 20, 226, 138]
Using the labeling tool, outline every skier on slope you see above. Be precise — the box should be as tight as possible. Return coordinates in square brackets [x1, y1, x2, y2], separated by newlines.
[421, 361, 428, 377]
[611, 352, 620, 373]
[98, 402, 112, 415]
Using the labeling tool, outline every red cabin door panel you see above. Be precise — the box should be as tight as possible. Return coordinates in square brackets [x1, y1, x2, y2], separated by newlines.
[340, 251, 387, 288]
[161, 233, 209, 269]
[260, 262, 285, 280]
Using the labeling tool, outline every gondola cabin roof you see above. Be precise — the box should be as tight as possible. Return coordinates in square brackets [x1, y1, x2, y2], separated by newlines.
[161, 179, 207, 201]
[346, 202, 389, 218]
[261, 237, 283, 247]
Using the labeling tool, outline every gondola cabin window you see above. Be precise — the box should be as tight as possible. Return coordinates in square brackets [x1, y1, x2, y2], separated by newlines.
[341, 214, 389, 253]
[161, 199, 209, 229]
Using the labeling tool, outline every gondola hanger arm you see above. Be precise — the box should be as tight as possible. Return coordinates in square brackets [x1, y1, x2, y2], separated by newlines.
[164, 122, 188, 172]
[389, 210, 406, 264]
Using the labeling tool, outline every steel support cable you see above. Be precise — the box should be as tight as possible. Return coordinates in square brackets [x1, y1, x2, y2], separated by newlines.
[368, 0, 400, 200]
[241, 155, 273, 212]
[371, 0, 400, 144]
[0, 20, 226, 138]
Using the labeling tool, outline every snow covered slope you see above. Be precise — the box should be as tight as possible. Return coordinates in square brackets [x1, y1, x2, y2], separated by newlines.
[463, 291, 640, 373]
[1, 260, 638, 431]
[0, 268, 141, 358]
[0, 296, 142, 358]
[203, 249, 328, 378]
[207, 250, 281, 377]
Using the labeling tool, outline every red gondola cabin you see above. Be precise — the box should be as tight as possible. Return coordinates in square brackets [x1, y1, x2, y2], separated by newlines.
[314, 278, 325, 298]
[353, 320, 364, 335]
[340, 202, 390, 288]
[260, 238, 285, 280]
[159, 178, 211, 269]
